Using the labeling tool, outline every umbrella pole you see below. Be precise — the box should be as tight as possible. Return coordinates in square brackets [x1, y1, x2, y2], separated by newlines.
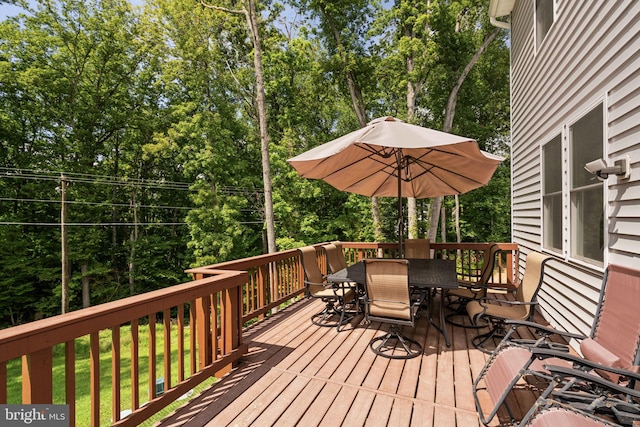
[397, 151, 403, 258]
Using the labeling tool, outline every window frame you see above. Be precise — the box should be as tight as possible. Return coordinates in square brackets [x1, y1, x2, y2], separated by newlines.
[535, 0, 555, 52]
[541, 134, 563, 255]
[539, 100, 607, 270]
[568, 102, 606, 268]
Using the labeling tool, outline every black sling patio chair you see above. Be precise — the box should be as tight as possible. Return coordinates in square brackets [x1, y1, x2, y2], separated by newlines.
[299, 245, 357, 332]
[466, 251, 552, 353]
[404, 238, 431, 259]
[445, 242, 500, 328]
[363, 258, 422, 359]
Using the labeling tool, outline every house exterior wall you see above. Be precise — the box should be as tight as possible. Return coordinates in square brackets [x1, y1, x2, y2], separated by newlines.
[508, 0, 640, 338]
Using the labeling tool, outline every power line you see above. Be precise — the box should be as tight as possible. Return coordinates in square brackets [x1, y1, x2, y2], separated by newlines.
[0, 168, 192, 190]
[0, 167, 265, 194]
[0, 222, 188, 226]
[0, 221, 265, 226]
[0, 197, 194, 210]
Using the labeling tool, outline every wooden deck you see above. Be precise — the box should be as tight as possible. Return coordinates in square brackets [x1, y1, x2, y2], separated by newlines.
[156, 293, 552, 427]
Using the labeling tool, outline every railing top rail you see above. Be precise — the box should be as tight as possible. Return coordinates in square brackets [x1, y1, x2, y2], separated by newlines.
[0, 269, 247, 362]
[185, 244, 327, 274]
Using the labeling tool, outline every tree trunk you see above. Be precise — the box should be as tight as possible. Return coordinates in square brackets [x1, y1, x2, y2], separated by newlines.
[200, 0, 277, 253]
[129, 187, 138, 294]
[406, 48, 423, 239]
[60, 175, 69, 314]
[82, 261, 90, 308]
[246, 0, 276, 253]
[321, 5, 382, 242]
[427, 196, 441, 242]
[429, 28, 500, 241]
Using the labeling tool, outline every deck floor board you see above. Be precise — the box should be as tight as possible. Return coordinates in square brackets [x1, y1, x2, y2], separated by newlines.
[158, 291, 561, 427]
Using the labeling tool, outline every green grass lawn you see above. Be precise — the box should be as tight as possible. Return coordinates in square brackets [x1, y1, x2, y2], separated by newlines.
[6, 323, 218, 426]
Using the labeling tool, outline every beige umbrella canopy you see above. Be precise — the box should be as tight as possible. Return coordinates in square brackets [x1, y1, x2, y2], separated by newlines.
[287, 116, 504, 254]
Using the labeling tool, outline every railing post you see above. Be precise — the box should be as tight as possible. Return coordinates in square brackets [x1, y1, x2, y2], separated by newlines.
[21, 348, 52, 403]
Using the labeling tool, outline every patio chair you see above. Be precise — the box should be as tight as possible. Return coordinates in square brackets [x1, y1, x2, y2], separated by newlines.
[363, 258, 422, 359]
[519, 396, 634, 427]
[324, 242, 361, 305]
[473, 263, 640, 425]
[474, 345, 640, 426]
[299, 245, 356, 332]
[500, 263, 640, 367]
[466, 251, 552, 353]
[404, 238, 431, 259]
[445, 242, 500, 328]
[521, 364, 640, 426]
[323, 242, 348, 272]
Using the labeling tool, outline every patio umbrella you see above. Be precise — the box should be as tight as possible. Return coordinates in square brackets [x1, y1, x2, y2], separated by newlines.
[287, 116, 504, 256]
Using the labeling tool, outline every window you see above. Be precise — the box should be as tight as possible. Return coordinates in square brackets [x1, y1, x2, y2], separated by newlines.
[570, 104, 604, 265]
[536, 0, 554, 49]
[542, 135, 562, 253]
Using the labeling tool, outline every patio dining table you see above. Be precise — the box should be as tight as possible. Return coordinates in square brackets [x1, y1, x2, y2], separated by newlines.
[327, 258, 458, 347]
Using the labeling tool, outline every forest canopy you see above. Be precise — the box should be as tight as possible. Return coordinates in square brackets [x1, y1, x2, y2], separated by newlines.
[0, 0, 511, 326]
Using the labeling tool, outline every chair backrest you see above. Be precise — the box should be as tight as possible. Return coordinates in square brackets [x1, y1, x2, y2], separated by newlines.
[588, 264, 640, 370]
[478, 243, 500, 285]
[515, 251, 552, 320]
[364, 259, 412, 321]
[323, 243, 348, 272]
[298, 246, 325, 295]
[404, 239, 430, 259]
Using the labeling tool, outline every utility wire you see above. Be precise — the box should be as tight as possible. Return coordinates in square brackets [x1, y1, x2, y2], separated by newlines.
[0, 197, 194, 210]
[0, 221, 265, 226]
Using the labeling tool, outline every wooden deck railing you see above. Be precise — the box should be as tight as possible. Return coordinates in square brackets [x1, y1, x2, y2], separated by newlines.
[0, 241, 518, 426]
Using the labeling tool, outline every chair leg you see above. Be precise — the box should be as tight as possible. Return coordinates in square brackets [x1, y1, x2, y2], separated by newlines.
[471, 321, 507, 354]
[445, 311, 489, 328]
[311, 297, 358, 331]
[369, 325, 422, 359]
[444, 295, 490, 328]
[311, 300, 342, 328]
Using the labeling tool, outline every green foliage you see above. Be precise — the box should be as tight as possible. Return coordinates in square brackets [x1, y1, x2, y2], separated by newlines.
[0, 0, 511, 325]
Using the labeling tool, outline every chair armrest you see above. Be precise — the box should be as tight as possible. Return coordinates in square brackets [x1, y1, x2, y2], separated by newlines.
[480, 297, 538, 306]
[531, 347, 640, 382]
[544, 364, 640, 398]
[304, 280, 332, 289]
[457, 281, 512, 292]
[504, 319, 587, 341]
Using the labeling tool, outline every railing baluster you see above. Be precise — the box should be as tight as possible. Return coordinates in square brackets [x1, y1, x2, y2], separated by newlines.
[177, 304, 185, 382]
[0, 360, 6, 403]
[131, 319, 139, 411]
[89, 332, 100, 427]
[163, 308, 171, 393]
[112, 326, 121, 422]
[189, 301, 196, 375]
[65, 340, 75, 427]
[148, 314, 156, 400]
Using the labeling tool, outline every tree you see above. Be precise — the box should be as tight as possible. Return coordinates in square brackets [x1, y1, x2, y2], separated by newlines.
[200, 0, 277, 253]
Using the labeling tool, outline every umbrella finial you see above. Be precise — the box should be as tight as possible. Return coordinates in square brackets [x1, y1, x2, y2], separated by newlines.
[367, 116, 404, 126]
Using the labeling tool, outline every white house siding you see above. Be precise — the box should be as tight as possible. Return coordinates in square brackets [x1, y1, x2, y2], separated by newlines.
[509, 0, 640, 339]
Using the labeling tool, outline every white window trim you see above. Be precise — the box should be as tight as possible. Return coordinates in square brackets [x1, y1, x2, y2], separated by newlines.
[534, 0, 556, 54]
[540, 133, 564, 256]
[564, 97, 607, 271]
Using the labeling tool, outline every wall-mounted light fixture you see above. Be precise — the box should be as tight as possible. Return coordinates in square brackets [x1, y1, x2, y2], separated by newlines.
[584, 156, 631, 180]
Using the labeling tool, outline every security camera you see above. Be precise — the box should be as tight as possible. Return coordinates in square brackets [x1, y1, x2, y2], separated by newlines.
[584, 158, 608, 175]
[584, 156, 631, 180]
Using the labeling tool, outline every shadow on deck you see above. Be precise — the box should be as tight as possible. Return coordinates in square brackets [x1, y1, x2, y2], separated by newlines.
[156, 293, 558, 427]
